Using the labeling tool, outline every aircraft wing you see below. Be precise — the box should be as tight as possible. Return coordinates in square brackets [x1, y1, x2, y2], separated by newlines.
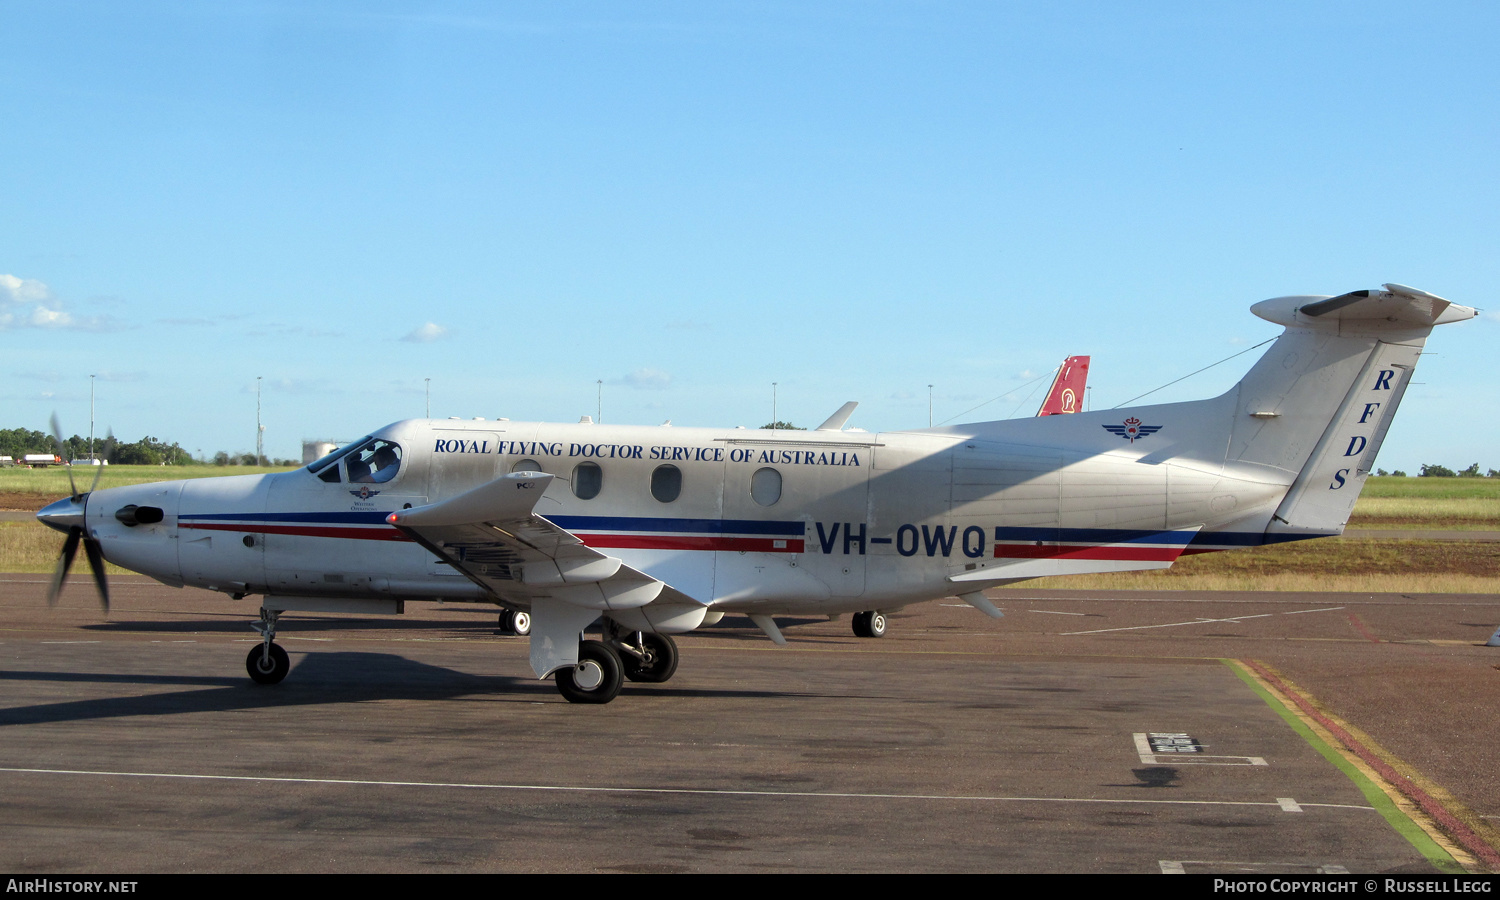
[386, 471, 708, 676]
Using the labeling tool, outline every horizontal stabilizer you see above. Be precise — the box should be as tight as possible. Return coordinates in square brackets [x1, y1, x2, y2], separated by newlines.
[1253, 284, 1477, 332]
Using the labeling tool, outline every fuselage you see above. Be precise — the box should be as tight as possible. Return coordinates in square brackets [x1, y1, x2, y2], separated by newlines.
[65, 412, 1294, 618]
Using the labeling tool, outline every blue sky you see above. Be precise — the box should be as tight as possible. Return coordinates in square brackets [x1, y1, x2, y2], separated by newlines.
[3, 1, 1496, 470]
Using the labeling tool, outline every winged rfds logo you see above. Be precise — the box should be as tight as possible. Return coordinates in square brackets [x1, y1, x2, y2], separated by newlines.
[349, 486, 381, 500]
[1103, 416, 1162, 443]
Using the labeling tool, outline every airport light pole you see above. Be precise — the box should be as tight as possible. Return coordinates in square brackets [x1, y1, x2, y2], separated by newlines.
[772, 383, 777, 431]
[425, 378, 430, 418]
[89, 375, 96, 460]
[256, 376, 263, 467]
[928, 384, 933, 428]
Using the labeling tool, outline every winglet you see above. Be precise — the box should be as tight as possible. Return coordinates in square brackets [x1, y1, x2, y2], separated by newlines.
[816, 401, 858, 431]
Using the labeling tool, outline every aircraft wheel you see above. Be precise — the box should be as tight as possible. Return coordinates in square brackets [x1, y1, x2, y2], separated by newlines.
[852, 611, 887, 638]
[622, 633, 678, 684]
[555, 641, 624, 704]
[499, 610, 532, 636]
[246, 643, 290, 685]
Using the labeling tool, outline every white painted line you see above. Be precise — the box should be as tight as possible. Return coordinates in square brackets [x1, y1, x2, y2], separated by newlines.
[1063, 614, 1272, 636]
[0, 766, 1376, 811]
[39, 641, 102, 644]
[1029, 610, 1089, 616]
[1159, 860, 1186, 874]
[1278, 797, 1303, 812]
[1284, 607, 1345, 615]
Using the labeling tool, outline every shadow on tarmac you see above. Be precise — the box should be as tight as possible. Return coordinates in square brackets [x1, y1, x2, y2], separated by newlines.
[0, 650, 822, 727]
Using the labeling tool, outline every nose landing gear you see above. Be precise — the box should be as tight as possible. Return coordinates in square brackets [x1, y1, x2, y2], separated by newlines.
[246, 608, 290, 684]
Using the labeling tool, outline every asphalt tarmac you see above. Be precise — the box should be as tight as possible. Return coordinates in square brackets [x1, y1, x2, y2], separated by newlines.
[1, 574, 1497, 874]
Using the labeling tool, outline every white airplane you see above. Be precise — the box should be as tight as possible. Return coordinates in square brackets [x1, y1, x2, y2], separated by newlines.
[37, 284, 1475, 704]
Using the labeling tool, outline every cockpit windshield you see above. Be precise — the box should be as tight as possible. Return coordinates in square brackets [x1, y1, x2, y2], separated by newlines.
[306, 436, 403, 485]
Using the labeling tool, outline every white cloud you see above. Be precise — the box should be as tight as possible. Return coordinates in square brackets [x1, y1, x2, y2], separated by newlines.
[0, 274, 116, 331]
[401, 322, 448, 343]
[611, 368, 673, 390]
[0, 274, 50, 304]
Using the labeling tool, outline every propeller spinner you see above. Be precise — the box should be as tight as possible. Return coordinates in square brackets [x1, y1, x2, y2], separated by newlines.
[38, 416, 113, 610]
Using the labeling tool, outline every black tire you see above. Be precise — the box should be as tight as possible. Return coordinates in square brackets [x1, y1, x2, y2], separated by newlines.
[853, 611, 887, 638]
[621, 633, 678, 684]
[499, 609, 532, 636]
[246, 643, 290, 685]
[555, 641, 624, 704]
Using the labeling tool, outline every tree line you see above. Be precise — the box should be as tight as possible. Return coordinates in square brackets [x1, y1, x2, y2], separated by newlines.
[0, 428, 296, 467]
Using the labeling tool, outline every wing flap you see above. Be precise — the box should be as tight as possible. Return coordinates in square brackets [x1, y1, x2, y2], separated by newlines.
[387, 474, 705, 616]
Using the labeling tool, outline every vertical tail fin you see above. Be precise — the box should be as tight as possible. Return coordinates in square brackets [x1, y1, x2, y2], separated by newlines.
[1037, 356, 1091, 416]
[1227, 284, 1475, 535]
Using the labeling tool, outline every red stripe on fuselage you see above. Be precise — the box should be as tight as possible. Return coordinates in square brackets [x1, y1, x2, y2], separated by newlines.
[992, 544, 1185, 562]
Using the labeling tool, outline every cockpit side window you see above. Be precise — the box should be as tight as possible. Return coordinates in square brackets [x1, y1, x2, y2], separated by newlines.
[346, 439, 403, 484]
[307, 439, 364, 480]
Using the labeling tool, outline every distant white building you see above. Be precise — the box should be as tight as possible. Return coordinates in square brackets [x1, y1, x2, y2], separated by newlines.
[302, 441, 341, 465]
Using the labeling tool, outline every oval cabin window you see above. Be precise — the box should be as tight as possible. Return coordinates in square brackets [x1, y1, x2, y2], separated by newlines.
[750, 467, 782, 507]
[512, 459, 541, 474]
[572, 462, 603, 500]
[651, 465, 682, 503]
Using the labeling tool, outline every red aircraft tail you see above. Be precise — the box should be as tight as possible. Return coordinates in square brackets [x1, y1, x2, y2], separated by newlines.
[1036, 356, 1090, 416]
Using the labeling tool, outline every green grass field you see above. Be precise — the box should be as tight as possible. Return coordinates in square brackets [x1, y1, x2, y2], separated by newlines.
[1359, 476, 1500, 500]
[0, 463, 297, 497]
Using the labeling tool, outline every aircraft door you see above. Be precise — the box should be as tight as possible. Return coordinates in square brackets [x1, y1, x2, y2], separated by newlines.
[262, 436, 431, 596]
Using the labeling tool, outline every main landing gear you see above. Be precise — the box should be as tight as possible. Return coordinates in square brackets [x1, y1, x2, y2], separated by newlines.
[247, 608, 290, 684]
[852, 610, 887, 638]
[498, 609, 531, 636]
[553, 625, 680, 704]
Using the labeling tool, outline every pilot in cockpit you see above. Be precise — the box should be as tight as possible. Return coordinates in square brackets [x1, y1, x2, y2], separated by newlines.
[349, 443, 401, 484]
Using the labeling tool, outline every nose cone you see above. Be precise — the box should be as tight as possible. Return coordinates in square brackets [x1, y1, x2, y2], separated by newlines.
[37, 495, 87, 534]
